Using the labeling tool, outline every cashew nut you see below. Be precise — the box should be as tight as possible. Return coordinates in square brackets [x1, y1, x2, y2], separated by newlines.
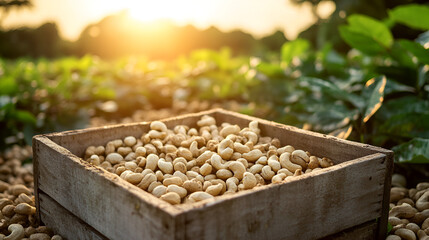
[225, 177, 238, 193]
[219, 125, 240, 138]
[205, 183, 223, 196]
[4, 224, 25, 240]
[216, 169, 233, 180]
[272, 173, 286, 183]
[243, 131, 258, 145]
[217, 139, 234, 160]
[182, 179, 203, 193]
[160, 192, 181, 205]
[157, 159, 173, 174]
[195, 151, 214, 166]
[390, 203, 418, 218]
[228, 161, 246, 180]
[291, 150, 309, 169]
[167, 185, 187, 198]
[261, 165, 275, 180]
[152, 185, 167, 198]
[188, 191, 214, 203]
[125, 172, 144, 185]
[163, 176, 183, 186]
[145, 154, 159, 171]
[200, 163, 213, 176]
[150, 121, 168, 132]
[210, 154, 228, 170]
[416, 191, 429, 211]
[267, 158, 281, 172]
[242, 149, 263, 162]
[137, 173, 157, 190]
[279, 152, 302, 173]
[242, 172, 257, 190]
[14, 203, 36, 215]
[394, 228, 416, 240]
[197, 115, 216, 127]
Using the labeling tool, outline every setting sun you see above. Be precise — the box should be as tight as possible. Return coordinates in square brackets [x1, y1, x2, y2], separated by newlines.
[3, 0, 328, 41]
[125, 0, 213, 23]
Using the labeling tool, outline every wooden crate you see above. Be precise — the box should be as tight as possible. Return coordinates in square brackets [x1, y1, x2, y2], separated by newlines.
[33, 109, 393, 240]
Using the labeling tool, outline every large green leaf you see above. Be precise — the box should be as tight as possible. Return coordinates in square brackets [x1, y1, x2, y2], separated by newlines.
[363, 76, 386, 123]
[339, 15, 392, 55]
[389, 41, 416, 69]
[301, 77, 365, 109]
[380, 96, 429, 119]
[347, 15, 393, 48]
[281, 39, 310, 66]
[389, 4, 429, 31]
[393, 138, 429, 163]
[380, 113, 429, 138]
[339, 27, 386, 55]
[399, 39, 429, 65]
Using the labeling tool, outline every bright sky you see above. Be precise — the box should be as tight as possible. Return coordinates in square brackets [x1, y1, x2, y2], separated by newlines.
[2, 0, 335, 41]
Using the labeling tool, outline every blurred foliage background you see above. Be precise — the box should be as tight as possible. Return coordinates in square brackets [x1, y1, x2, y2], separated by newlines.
[0, 0, 428, 184]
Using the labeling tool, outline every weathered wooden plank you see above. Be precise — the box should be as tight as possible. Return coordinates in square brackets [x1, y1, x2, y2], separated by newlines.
[38, 191, 107, 240]
[178, 153, 387, 240]
[34, 136, 181, 240]
[320, 221, 377, 240]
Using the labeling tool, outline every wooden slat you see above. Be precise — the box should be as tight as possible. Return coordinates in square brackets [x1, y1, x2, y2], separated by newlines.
[34, 136, 181, 240]
[38, 191, 107, 240]
[177, 153, 387, 240]
[320, 220, 377, 240]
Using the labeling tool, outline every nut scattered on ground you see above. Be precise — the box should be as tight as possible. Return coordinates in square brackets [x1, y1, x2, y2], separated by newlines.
[386, 173, 429, 240]
[0, 145, 63, 240]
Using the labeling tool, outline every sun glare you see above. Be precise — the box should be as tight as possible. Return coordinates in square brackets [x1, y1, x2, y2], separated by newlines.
[125, 0, 208, 24]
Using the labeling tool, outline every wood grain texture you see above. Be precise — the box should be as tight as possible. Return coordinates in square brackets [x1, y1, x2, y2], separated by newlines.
[33, 108, 393, 240]
[320, 221, 377, 240]
[34, 136, 181, 240]
[38, 192, 107, 240]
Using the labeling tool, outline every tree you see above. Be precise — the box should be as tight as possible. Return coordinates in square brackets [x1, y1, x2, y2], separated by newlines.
[0, 0, 32, 27]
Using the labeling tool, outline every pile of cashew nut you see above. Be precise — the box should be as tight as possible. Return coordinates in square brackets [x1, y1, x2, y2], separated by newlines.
[386, 174, 429, 240]
[84, 115, 334, 205]
[0, 145, 63, 240]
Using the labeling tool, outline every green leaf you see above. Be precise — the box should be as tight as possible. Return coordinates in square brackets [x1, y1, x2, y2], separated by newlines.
[15, 110, 36, 125]
[0, 76, 18, 95]
[281, 39, 310, 66]
[393, 138, 429, 163]
[389, 41, 416, 69]
[256, 62, 284, 77]
[339, 26, 387, 55]
[302, 77, 365, 109]
[347, 15, 393, 48]
[380, 113, 429, 138]
[380, 96, 429, 119]
[389, 4, 429, 30]
[363, 76, 386, 123]
[399, 39, 429, 65]
[339, 14, 393, 55]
